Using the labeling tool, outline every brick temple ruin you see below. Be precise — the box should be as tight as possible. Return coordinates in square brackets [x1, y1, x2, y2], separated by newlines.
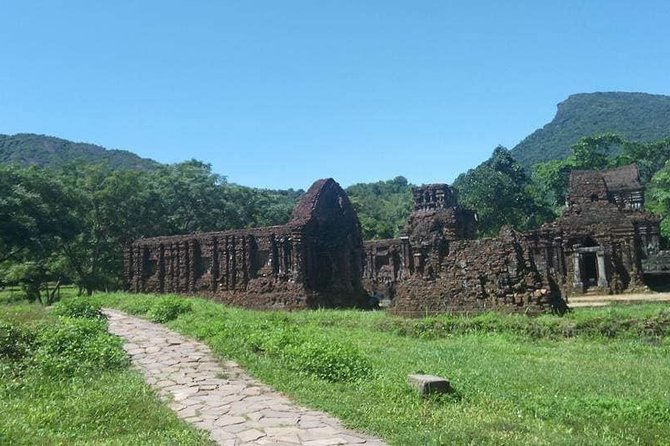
[363, 184, 559, 315]
[364, 164, 668, 314]
[522, 164, 664, 296]
[125, 164, 670, 314]
[124, 179, 367, 309]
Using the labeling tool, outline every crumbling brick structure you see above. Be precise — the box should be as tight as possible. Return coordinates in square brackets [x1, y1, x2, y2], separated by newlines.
[124, 179, 367, 309]
[523, 164, 662, 295]
[363, 184, 558, 315]
[126, 164, 667, 315]
[364, 164, 667, 315]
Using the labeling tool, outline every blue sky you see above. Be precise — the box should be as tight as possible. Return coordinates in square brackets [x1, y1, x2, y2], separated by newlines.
[1, 1, 669, 190]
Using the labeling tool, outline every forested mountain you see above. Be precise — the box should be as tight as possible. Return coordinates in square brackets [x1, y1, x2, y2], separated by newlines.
[511, 92, 670, 167]
[0, 133, 158, 170]
[0, 133, 302, 229]
[0, 131, 414, 239]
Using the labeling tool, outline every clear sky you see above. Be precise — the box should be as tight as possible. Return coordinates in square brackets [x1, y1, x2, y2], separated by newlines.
[1, 1, 669, 190]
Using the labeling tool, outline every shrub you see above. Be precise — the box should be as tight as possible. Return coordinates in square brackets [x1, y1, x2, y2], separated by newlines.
[210, 314, 372, 382]
[149, 296, 192, 323]
[52, 298, 105, 320]
[32, 317, 128, 376]
[239, 314, 297, 354]
[121, 298, 155, 316]
[642, 309, 670, 337]
[375, 307, 670, 341]
[282, 338, 372, 382]
[0, 320, 34, 361]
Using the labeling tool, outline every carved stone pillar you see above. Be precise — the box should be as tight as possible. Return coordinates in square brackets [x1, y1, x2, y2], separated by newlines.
[291, 232, 304, 282]
[597, 252, 608, 288]
[158, 244, 165, 293]
[572, 254, 582, 289]
[400, 236, 411, 278]
[211, 237, 219, 292]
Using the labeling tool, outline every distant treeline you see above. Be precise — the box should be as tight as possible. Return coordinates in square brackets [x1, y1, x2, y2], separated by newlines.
[454, 134, 670, 238]
[3, 134, 670, 300]
[348, 134, 670, 240]
[0, 160, 300, 302]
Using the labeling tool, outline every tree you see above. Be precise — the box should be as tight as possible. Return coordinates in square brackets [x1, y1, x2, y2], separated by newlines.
[531, 134, 625, 212]
[346, 176, 413, 240]
[0, 166, 78, 303]
[614, 137, 670, 183]
[568, 134, 623, 170]
[149, 160, 233, 234]
[645, 161, 670, 240]
[454, 147, 553, 237]
[55, 164, 166, 295]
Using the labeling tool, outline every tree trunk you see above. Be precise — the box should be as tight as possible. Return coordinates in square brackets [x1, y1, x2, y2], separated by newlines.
[47, 279, 61, 305]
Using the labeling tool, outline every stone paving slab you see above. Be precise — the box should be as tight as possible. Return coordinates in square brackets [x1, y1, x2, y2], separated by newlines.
[568, 291, 670, 308]
[104, 309, 386, 446]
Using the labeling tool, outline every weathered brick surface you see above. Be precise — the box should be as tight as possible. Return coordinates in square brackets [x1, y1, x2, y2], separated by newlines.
[364, 166, 665, 314]
[125, 179, 368, 309]
[127, 165, 666, 315]
[366, 229, 555, 316]
[364, 185, 557, 316]
[523, 165, 662, 296]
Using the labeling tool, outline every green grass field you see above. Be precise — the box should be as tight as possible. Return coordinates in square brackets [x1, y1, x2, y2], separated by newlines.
[95, 293, 670, 446]
[0, 300, 212, 445]
[2, 290, 670, 445]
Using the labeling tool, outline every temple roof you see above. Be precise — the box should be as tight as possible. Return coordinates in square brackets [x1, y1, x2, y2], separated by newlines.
[600, 164, 642, 192]
[569, 164, 642, 198]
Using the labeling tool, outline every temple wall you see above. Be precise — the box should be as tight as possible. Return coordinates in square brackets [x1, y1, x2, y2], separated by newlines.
[125, 226, 314, 309]
[125, 179, 368, 310]
[125, 165, 662, 315]
[364, 229, 556, 316]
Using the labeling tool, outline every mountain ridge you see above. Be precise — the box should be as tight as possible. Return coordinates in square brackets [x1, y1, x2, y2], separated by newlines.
[511, 91, 670, 167]
[0, 133, 159, 171]
[5, 91, 670, 180]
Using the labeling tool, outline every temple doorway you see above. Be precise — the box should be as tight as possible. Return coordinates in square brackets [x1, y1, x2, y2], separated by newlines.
[582, 252, 598, 288]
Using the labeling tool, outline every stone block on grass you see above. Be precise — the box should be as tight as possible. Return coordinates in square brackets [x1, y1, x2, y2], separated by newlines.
[408, 374, 451, 395]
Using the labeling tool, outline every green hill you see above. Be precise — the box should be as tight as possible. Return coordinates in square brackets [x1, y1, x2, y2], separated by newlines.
[511, 92, 670, 167]
[0, 133, 158, 170]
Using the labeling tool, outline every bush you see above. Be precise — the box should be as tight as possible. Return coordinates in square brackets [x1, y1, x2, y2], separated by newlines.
[282, 337, 372, 382]
[32, 317, 128, 376]
[204, 314, 373, 382]
[0, 320, 34, 361]
[52, 298, 105, 320]
[148, 296, 192, 323]
[121, 298, 155, 316]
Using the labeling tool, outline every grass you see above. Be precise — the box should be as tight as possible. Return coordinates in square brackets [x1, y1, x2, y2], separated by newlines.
[87, 292, 670, 446]
[0, 300, 212, 445]
[3, 290, 670, 445]
[0, 284, 79, 305]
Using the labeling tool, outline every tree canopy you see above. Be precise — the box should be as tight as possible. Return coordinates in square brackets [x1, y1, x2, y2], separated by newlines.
[346, 176, 413, 240]
[453, 147, 553, 236]
[0, 162, 300, 299]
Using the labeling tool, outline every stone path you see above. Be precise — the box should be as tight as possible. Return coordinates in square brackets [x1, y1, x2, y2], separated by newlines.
[104, 309, 386, 446]
[568, 291, 670, 308]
